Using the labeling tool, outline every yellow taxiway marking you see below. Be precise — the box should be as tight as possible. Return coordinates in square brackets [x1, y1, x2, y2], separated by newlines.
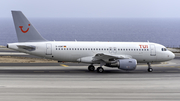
[60, 64, 69, 67]
[175, 66, 180, 68]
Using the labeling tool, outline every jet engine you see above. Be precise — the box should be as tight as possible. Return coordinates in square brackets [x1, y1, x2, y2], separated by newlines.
[105, 59, 137, 71]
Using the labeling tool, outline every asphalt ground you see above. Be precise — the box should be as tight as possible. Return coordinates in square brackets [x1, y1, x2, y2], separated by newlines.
[0, 47, 180, 101]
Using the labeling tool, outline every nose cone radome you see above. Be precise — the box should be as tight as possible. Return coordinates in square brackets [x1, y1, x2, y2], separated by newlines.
[170, 52, 175, 60]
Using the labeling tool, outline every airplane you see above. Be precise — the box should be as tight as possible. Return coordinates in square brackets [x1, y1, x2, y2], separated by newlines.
[7, 11, 175, 73]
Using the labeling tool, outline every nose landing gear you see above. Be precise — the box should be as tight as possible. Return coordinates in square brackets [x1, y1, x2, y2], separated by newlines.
[147, 62, 153, 72]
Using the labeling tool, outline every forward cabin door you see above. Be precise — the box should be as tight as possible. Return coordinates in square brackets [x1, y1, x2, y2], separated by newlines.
[150, 44, 156, 56]
[46, 43, 52, 55]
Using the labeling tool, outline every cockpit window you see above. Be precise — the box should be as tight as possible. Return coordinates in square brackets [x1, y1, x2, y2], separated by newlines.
[161, 48, 167, 51]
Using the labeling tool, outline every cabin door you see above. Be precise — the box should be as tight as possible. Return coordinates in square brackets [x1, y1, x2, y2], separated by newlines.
[150, 44, 156, 56]
[46, 43, 52, 55]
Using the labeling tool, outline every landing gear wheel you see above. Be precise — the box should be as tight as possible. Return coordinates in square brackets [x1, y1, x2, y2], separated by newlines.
[147, 62, 153, 72]
[88, 65, 95, 71]
[148, 68, 153, 72]
[97, 67, 104, 73]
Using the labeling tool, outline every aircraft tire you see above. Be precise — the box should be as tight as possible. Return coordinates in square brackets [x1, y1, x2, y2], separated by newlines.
[97, 67, 104, 73]
[148, 68, 153, 72]
[88, 65, 95, 71]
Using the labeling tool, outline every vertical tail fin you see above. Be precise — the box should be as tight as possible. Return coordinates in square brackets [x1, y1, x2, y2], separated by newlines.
[11, 11, 47, 42]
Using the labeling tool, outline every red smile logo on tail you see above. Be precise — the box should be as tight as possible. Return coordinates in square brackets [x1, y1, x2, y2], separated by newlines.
[19, 24, 30, 33]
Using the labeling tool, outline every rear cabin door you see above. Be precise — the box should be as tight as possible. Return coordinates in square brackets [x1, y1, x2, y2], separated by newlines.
[46, 43, 52, 55]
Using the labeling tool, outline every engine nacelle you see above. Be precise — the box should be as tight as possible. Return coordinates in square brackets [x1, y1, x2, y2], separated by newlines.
[105, 59, 137, 71]
[118, 59, 137, 71]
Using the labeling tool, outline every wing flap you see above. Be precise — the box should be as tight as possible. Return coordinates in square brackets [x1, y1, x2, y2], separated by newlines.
[93, 53, 132, 62]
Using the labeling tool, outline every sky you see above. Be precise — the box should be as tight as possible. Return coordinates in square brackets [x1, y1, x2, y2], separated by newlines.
[0, 0, 180, 18]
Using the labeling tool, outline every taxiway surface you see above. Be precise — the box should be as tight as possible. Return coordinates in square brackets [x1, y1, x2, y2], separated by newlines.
[0, 58, 180, 101]
[0, 47, 180, 101]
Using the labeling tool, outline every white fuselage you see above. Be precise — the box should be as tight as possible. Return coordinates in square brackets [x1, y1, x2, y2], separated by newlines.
[8, 41, 175, 64]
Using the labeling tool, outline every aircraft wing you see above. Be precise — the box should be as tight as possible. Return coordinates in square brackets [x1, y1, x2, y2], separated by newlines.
[93, 53, 132, 63]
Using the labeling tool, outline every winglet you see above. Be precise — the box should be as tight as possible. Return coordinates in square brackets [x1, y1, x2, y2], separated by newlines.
[11, 11, 47, 42]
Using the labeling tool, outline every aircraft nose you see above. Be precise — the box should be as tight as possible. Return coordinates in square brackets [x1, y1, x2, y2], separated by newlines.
[170, 52, 175, 60]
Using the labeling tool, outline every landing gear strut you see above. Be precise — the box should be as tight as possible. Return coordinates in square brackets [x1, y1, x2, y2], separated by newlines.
[96, 61, 106, 73]
[88, 65, 95, 71]
[147, 62, 153, 72]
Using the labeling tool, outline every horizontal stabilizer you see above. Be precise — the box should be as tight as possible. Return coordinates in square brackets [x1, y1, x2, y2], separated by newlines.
[17, 45, 36, 51]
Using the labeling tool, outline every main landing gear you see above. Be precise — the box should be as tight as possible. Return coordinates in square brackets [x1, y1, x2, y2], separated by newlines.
[88, 65, 95, 71]
[147, 62, 153, 72]
[88, 65, 104, 73]
[97, 67, 104, 73]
